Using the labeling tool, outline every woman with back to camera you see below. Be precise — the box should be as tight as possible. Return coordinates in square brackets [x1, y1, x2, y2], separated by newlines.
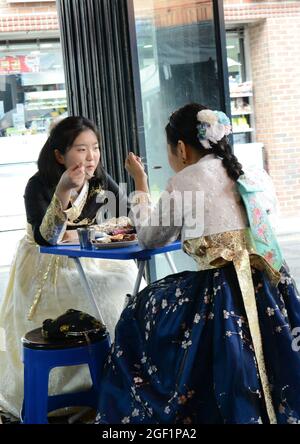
[0, 116, 142, 419]
[96, 103, 300, 424]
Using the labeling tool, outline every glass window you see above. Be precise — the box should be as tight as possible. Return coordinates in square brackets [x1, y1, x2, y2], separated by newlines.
[226, 30, 254, 146]
[0, 39, 67, 266]
[226, 30, 261, 172]
[0, 39, 67, 138]
[132, 0, 223, 279]
[226, 30, 245, 84]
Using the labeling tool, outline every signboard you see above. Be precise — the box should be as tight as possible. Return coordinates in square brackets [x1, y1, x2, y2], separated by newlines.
[0, 55, 40, 74]
[7, 0, 55, 3]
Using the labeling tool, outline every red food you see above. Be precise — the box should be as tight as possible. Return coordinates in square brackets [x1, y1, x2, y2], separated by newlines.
[109, 233, 137, 242]
[111, 227, 135, 235]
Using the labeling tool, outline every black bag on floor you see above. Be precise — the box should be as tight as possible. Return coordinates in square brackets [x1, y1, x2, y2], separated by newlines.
[41, 309, 106, 340]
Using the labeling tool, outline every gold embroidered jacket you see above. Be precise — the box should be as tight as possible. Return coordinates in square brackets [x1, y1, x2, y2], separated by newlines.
[24, 172, 128, 245]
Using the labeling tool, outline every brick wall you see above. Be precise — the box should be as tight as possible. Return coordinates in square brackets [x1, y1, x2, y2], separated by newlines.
[0, 0, 58, 33]
[225, 0, 300, 20]
[225, 0, 300, 218]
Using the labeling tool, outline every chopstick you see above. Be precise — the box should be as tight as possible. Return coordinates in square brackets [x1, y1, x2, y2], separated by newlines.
[140, 157, 162, 169]
[143, 163, 162, 169]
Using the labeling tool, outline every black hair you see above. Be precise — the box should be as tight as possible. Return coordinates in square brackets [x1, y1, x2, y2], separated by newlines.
[37, 116, 105, 187]
[165, 103, 244, 181]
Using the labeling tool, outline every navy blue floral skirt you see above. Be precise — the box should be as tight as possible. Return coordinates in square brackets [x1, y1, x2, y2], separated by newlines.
[96, 264, 300, 424]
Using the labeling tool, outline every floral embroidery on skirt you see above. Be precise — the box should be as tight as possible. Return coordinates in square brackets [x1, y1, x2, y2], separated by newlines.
[96, 265, 300, 424]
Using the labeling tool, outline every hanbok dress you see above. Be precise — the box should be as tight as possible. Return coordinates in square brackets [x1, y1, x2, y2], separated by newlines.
[96, 154, 300, 425]
[0, 171, 142, 418]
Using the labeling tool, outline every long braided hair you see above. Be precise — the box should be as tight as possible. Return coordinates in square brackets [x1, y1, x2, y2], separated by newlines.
[165, 103, 244, 181]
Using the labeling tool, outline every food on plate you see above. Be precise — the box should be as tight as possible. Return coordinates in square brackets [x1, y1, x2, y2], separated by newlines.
[94, 217, 135, 236]
[111, 227, 135, 235]
[92, 217, 138, 245]
[110, 233, 137, 242]
[92, 232, 137, 245]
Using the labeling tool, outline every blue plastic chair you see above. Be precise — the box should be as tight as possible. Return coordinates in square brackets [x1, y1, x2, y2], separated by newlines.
[21, 327, 110, 424]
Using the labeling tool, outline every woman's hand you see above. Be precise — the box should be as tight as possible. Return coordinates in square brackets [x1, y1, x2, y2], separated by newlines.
[55, 163, 86, 210]
[125, 152, 149, 194]
[57, 163, 86, 193]
[125, 152, 147, 180]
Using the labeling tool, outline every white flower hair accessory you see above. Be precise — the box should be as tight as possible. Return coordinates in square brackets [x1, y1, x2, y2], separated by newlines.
[196, 109, 232, 149]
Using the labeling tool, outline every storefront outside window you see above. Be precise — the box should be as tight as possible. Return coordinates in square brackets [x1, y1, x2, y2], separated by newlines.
[0, 38, 67, 267]
[224, 0, 300, 288]
[226, 29, 264, 172]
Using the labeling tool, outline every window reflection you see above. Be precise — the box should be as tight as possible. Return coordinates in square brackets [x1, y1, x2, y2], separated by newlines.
[134, 0, 220, 189]
[133, 0, 221, 277]
[0, 39, 67, 262]
[0, 39, 67, 137]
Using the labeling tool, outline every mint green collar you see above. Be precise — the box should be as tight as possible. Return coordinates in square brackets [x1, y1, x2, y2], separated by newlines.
[237, 174, 283, 272]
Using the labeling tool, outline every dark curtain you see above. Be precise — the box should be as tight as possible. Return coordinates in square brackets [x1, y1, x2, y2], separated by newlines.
[56, 0, 139, 185]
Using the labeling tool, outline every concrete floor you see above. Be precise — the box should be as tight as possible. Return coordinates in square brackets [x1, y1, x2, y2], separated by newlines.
[279, 234, 300, 289]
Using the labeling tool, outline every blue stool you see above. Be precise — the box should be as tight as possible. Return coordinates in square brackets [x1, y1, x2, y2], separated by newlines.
[21, 327, 110, 424]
